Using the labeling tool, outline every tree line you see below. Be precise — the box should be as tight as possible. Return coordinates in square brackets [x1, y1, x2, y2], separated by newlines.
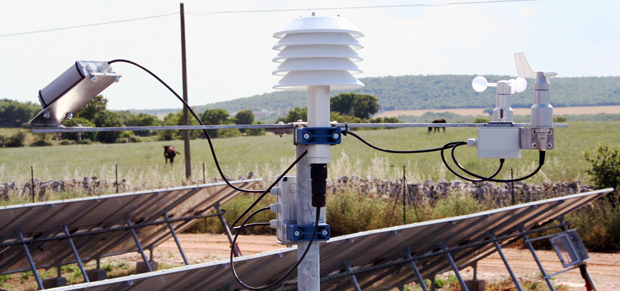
[186, 75, 620, 115]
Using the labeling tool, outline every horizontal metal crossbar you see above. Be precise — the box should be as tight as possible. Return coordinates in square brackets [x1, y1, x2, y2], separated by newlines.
[278, 223, 568, 291]
[32, 122, 568, 133]
[0, 211, 226, 248]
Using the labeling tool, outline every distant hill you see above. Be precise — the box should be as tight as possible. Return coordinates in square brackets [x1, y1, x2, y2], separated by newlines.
[130, 75, 620, 117]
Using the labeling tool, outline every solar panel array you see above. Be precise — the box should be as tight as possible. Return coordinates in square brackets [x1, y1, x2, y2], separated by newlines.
[0, 179, 261, 275]
[53, 188, 612, 291]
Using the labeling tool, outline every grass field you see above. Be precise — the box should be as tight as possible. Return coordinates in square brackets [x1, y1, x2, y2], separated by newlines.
[1, 121, 619, 188]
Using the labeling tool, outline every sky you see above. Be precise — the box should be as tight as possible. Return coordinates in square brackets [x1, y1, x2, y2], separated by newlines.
[1, 0, 619, 110]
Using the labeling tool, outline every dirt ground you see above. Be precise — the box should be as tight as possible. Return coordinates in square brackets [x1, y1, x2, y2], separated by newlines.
[133, 234, 620, 291]
[374, 105, 620, 118]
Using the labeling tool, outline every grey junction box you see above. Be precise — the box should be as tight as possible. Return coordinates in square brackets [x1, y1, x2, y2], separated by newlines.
[477, 127, 522, 159]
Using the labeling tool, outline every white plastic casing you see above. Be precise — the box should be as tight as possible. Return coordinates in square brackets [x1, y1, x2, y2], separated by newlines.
[269, 175, 298, 244]
[477, 127, 522, 159]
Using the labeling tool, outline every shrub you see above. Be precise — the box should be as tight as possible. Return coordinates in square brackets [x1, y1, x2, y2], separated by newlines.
[554, 116, 567, 122]
[217, 128, 241, 138]
[6, 130, 26, 147]
[0, 134, 7, 147]
[584, 144, 620, 200]
[62, 118, 97, 141]
[473, 117, 490, 123]
[246, 122, 266, 136]
[59, 140, 75, 145]
[76, 139, 92, 145]
[31, 133, 53, 147]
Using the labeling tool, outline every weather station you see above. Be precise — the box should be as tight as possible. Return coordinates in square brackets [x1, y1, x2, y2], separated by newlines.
[20, 10, 610, 291]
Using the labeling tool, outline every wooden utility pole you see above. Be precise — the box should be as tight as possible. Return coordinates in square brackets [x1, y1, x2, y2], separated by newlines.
[180, 3, 191, 179]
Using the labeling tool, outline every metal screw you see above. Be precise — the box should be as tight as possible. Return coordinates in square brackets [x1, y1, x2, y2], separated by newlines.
[303, 133, 311, 140]
[332, 132, 340, 140]
[532, 143, 538, 148]
[66, 112, 73, 120]
[114, 76, 120, 83]
[43, 111, 50, 119]
[548, 143, 553, 148]
[90, 75, 97, 82]
[321, 229, 329, 237]
[294, 230, 302, 238]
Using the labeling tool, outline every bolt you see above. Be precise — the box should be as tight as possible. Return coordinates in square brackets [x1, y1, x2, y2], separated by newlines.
[294, 230, 302, 238]
[532, 143, 538, 149]
[548, 143, 553, 148]
[90, 75, 97, 82]
[332, 132, 340, 140]
[66, 112, 73, 120]
[114, 76, 120, 83]
[43, 111, 50, 119]
[303, 133, 311, 140]
[321, 229, 329, 237]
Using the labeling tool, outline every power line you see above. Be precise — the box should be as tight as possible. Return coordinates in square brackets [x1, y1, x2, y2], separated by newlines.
[188, 0, 538, 16]
[0, 0, 538, 38]
[0, 12, 178, 38]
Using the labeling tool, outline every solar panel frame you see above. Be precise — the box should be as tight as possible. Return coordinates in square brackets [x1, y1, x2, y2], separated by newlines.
[51, 188, 612, 291]
[0, 179, 261, 275]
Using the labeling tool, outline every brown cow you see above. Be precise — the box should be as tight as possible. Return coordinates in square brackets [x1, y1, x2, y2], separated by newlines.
[163, 145, 181, 164]
[428, 119, 446, 133]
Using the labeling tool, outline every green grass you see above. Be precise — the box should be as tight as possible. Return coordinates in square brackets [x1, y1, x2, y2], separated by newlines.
[1, 121, 619, 186]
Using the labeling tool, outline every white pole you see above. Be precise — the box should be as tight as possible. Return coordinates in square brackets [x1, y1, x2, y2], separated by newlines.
[297, 84, 330, 291]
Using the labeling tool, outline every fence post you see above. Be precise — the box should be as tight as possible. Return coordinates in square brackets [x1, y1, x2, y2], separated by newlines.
[116, 164, 119, 193]
[403, 166, 406, 225]
[31, 166, 34, 203]
[203, 163, 206, 184]
[511, 169, 515, 205]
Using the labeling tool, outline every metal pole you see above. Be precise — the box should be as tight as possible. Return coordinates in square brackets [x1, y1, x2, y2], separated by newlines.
[444, 250, 469, 291]
[164, 212, 189, 265]
[296, 144, 320, 291]
[125, 218, 152, 272]
[116, 164, 119, 193]
[403, 166, 406, 225]
[31, 166, 35, 203]
[344, 261, 362, 291]
[180, 2, 191, 180]
[215, 203, 241, 257]
[19, 231, 44, 290]
[490, 234, 523, 291]
[63, 225, 89, 283]
[407, 251, 429, 291]
[523, 232, 555, 290]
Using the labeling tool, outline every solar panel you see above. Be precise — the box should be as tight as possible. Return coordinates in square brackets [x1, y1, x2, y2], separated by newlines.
[51, 188, 612, 291]
[0, 179, 261, 275]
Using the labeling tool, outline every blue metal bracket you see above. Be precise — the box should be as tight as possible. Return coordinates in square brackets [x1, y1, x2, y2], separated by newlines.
[287, 224, 330, 241]
[296, 127, 341, 145]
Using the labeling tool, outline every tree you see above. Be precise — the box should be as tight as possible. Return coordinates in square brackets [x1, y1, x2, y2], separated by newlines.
[201, 108, 230, 125]
[94, 111, 123, 143]
[331, 93, 357, 115]
[234, 110, 255, 125]
[585, 145, 620, 202]
[201, 108, 229, 138]
[129, 113, 161, 136]
[62, 117, 97, 141]
[276, 107, 307, 123]
[351, 94, 380, 119]
[157, 111, 200, 140]
[247, 121, 266, 136]
[75, 95, 108, 121]
[0, 99, 39, 127]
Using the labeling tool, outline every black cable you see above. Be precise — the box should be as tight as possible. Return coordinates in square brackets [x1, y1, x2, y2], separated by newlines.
[230, 206, 322, 290]
[438, 142, 505, 182]
[343, 130, 454, 154]
[230, 150, 307, 228]
[442, 142, 545, 183]
[108, 59, 263, 194]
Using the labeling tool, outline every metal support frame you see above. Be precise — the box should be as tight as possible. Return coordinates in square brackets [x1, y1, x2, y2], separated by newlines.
[164, 212, 189, 265]
[406, 248, 428, 291]
[214, 203, 241, 257]
[444, 249, 469, 291]
[63, 225, 89, 283]
[522, 229, 555, 291]
[125, 217, 152, 272]
[489, 233, 523, 291]
[343, 261, 362, 291]
[18, 231, 44, 290]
